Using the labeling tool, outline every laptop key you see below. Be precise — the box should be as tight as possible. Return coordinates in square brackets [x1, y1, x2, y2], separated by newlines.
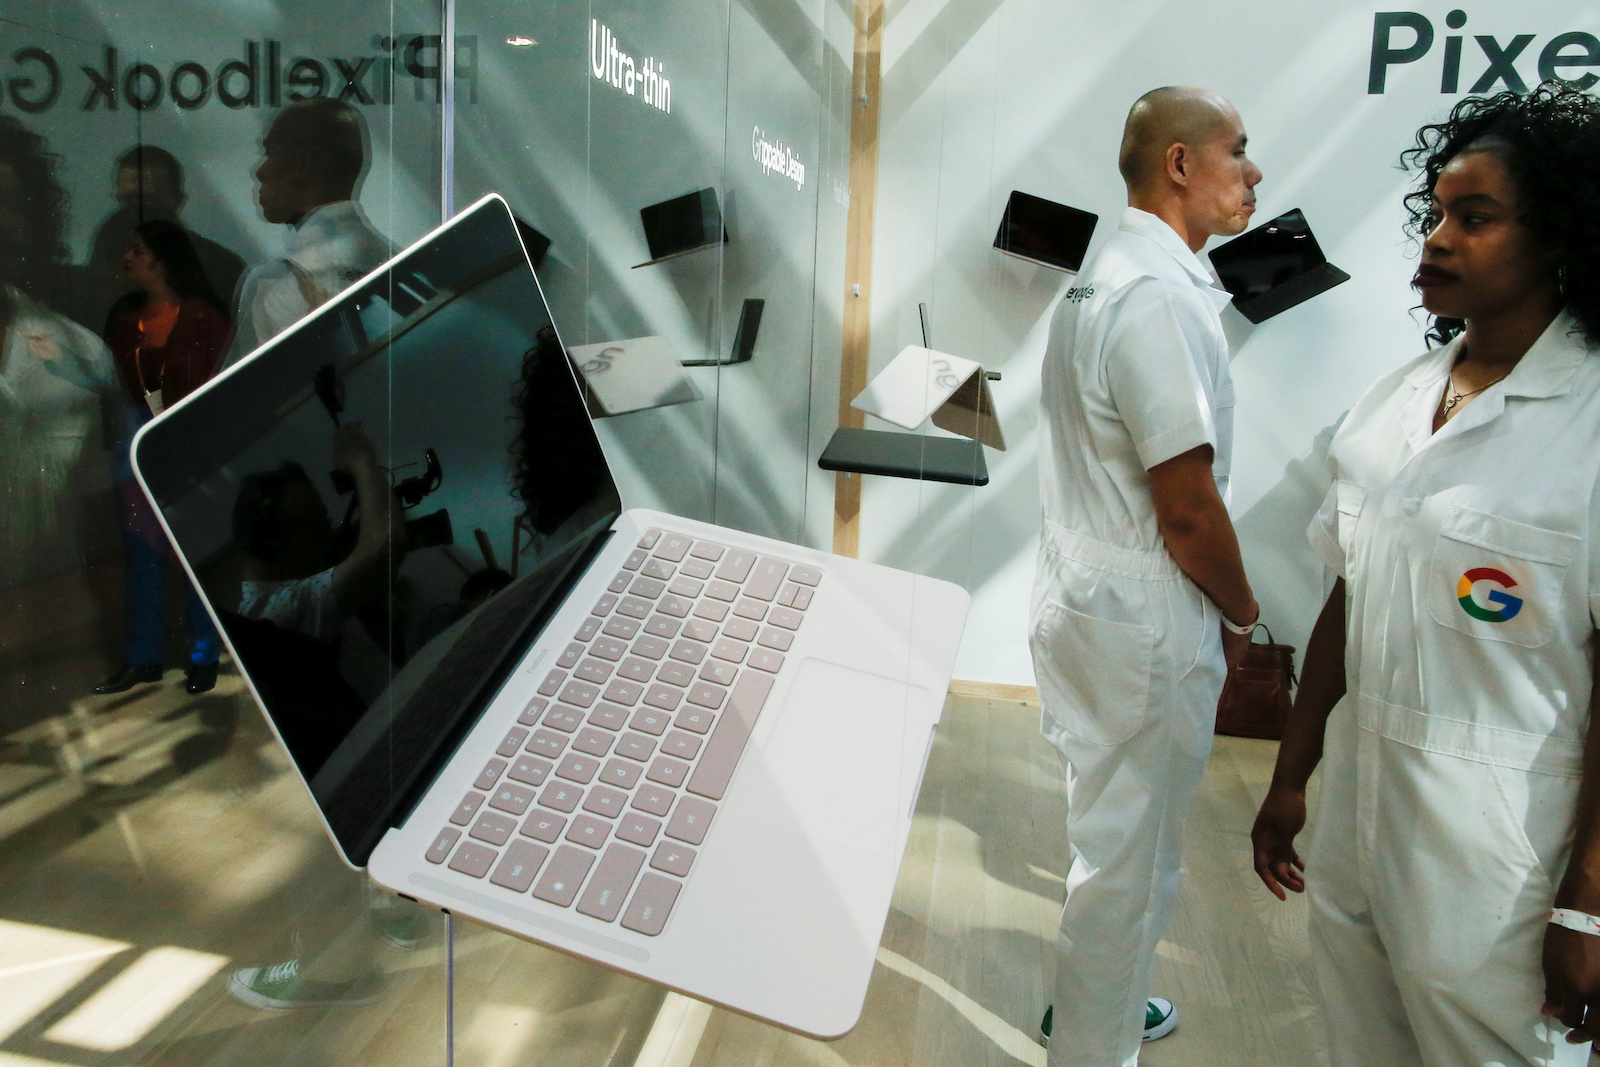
[653, 533, 691, 562]
[542, 705, 584, 733]
[498, 728, 530, 757]
[448, 840, 498, 878]
[758, 626, 793, 652]
[558, 680, 601, 708]
[646, 756, 691, 787]
[789, 565, 823, 587]
[617, 813, 661, 847]
[710, 638, 748, 664]
[526, 729, 567, 759]
[657, 662, 696, 688]
[566, 813, 612, 849]
[715, 549, 757, 583]
[617, 596, 653, 619]
[687, 670, 775, 801]
[790, 586, 814, 610]
[590, 636, 629, 662]
[623, 549, 649, 571]
[607, 571, 633, 594]
[427, 827, 461, 863]
[745, 558, 789, 601]
[643, 615, 681, 639]
[470, 811, 517, 846]
[576, 658, 613, 684]
[517, 696, 550, 726]
[733, 598, 767, 621]
[668, 576, 704, 598]
[491, 840, 549, 893]
[769, 607, 803, 631]
[621, 873, 682, 936]
[632, 784, 677, 817]
[539, 780, 582, 812]
[704, 579, 740, 603]
[641, 558, 676, 581]
[638, 529, 662, 550]
[675, 707, 714, 735]
[661, 730, 702, 760]
[687, 682, 727, 710]
[537, 670, 567, 697]
[451, 791, 485, 826]
[614, 734, 656, 762]
[558, 642, 587, 668]
[629, 708, 669, 736]
[665, 795, 716, 846]
[617, 657, 655, 683]
[520, 809, 567, 843]
[749, 649, 784, 674]
[583, 784, 629, 818]
[603, 679, 644, 705]
[577, 844, 647, 922]
[679, 557, 715, 580]
[658, 595, 693, 618]
[489, 782, 536, 816]
[588, 702, 630, 731]
[602, 616, 640, 640]
[508, 756, 552, 786]
[651, 841, 696, 878]
[690, 541, 725, 561]
[577, 617, 603, 641]
[533, 845, 595, 906]
[592, 594, 618, 616]
[556, 753, 599, 784]
[777, 584, 797, 608]
[682, 618, 719, 643]
[644, 684, 683, 711]
[629, 576, 666, 599]
[669, 640, 707, 664]
[722, 616, 759, 643]
[572, 727, 614, 757]
[632, 635, 669, 660]
[700, 659, 737, 686]
[474, 759, 508, 791]
[602, 757, 644, 789]
[692, 599, 729, 622]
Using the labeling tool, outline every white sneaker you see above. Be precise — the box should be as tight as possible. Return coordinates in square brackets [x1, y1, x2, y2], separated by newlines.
[1142, 997, 1178, 1041]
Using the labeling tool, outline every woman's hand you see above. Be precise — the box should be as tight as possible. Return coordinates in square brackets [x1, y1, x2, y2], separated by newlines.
[1251, 786, 1307, 900]
[1543, 925, 1600, 1043]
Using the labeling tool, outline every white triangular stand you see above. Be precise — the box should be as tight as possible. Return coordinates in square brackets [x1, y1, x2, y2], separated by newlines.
[850, 345, 1005, 451]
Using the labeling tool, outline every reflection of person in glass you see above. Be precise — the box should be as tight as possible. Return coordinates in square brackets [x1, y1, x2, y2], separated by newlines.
[224, 99, 392, 368]
[0, 115, 114, 593]
[233, 423, 405, 705]
[94, 221, 230, 695]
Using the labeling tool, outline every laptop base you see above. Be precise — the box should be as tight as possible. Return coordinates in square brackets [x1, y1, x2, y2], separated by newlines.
[818, 428, 989, 486]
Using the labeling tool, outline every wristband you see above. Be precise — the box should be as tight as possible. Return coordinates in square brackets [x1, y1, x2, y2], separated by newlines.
[1221, 614, 1259, 636]
[1550, 908, 1600, 936]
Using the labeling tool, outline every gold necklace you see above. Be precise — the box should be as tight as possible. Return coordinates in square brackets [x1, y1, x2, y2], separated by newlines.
[1437, 370, 1510, 420]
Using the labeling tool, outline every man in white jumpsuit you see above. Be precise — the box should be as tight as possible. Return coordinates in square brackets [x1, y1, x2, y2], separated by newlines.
[224, 98, 392, 368]
[1031, 87, 1261, 1065]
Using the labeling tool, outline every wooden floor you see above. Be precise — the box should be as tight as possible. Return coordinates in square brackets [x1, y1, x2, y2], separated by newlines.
[0, 668, 1345, 1067]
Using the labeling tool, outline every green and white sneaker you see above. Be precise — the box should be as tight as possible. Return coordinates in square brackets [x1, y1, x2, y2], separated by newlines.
[228, 959, 379, 1011]
[1035, 998, 1177, 1048]
[1142, 996, 1178, 1041]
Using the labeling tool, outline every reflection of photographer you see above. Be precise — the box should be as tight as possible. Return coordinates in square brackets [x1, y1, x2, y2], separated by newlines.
[233, 422, 405, 702]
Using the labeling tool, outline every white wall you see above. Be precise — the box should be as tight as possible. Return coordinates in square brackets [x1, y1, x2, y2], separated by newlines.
[860, 0, 1600, 684]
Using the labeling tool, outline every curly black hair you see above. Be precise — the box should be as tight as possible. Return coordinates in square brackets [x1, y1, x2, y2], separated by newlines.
[0, 114, 68, 301]
[1401, 82, 1600, 347]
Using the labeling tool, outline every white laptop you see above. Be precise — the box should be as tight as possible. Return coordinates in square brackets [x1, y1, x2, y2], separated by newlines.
[568, 335, 703, 417]
[131, 195, 969, 1039]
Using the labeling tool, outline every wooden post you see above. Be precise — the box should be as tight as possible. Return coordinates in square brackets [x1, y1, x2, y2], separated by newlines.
[832, 0, 884, 558]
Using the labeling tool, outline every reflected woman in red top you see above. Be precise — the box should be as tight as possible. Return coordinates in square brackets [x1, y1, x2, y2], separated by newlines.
[94, 221, 231, 695]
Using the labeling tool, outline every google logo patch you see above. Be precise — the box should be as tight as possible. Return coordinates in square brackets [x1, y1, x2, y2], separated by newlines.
[1457, 567, 1523, 623]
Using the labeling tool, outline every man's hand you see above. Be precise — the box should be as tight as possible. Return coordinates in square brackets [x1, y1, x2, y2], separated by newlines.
[1251, 786, 1307, 901]
[332, 421, 378, 475]
[1544, 925, 1600, 1043]
[1222, 623, 1251, 673]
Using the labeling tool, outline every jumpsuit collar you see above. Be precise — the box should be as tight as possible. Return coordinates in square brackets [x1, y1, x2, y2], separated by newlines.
[1117, 207, 1235, 312]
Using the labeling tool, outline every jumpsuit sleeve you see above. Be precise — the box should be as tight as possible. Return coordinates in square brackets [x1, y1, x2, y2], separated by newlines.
[1307, 481, 1346, 580]
[1101, 279, 1218, 471]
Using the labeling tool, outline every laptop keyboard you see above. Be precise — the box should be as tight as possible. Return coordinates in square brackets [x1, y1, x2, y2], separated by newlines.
[425, 528, 822, 936]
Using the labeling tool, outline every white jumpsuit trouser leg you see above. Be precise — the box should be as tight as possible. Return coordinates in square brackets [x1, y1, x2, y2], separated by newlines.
[1032, 540, 1222, 1067]
[1308, 697, 1592, 1067]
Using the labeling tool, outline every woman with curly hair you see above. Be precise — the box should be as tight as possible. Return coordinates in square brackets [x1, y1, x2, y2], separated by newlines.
[1251, 82, 1600, 1064]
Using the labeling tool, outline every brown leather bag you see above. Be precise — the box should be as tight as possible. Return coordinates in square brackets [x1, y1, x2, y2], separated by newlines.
[1215, 624, 1297, 740]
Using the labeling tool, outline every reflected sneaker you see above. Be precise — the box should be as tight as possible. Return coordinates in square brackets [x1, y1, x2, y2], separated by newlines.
[1038, 1004, 1052, 1048]
[1143, 997, 1178, 1041]
[372, 910, 428, 950]
[228, 959, 379, 1010]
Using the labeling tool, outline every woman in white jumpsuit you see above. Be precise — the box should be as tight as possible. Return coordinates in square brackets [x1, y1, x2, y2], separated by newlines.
[1251, 84, 1600, 1066]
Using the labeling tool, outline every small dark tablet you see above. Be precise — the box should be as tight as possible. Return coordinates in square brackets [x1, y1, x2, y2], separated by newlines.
[993, 191, 1098, 273]
[1207, 208, 1349, 323]
[818, 428, 988, 486]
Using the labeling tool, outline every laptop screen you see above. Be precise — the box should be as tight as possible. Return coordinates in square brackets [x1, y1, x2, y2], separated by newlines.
[992, 191, 1098, 273]
[1207, 208, 1328, 301]
[134, 197, 622, 865]
[639, 188, 723, 262]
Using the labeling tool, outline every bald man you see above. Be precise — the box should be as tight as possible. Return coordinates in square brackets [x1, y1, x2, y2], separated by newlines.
[1031, 87, 1261, 1065]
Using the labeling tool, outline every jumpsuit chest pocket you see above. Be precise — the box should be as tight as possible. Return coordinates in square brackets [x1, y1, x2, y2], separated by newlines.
[1426, 505, 1579, 648]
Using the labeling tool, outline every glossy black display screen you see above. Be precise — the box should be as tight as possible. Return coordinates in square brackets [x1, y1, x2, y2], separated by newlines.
[993, 190, 1098, 273]
[134, 198, 621, 865]
[1208, 208, 1329, 300]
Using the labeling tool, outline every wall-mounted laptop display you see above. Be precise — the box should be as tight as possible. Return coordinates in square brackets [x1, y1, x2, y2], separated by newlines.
[568, 336, 703, 416]
[131, 195, 969, 1040]
[1207, 208, 1350, 324]
[992, 190, 1098, 273]
[681, 298, 764, 368]
[634, 187, 727, 268]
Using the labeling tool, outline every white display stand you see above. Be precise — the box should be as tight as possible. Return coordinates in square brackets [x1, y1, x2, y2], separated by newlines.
[568, 336, 703, 417]
[849, 345, 1005, 451]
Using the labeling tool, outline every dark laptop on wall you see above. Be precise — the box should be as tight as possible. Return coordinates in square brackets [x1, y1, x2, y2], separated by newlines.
[634, 187, 727, 268]
[681, 298, 764, 367]
[1207, 207, 1350, 323]
[131, 195, 968, 1038]
[992, 189, 1098, 273]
